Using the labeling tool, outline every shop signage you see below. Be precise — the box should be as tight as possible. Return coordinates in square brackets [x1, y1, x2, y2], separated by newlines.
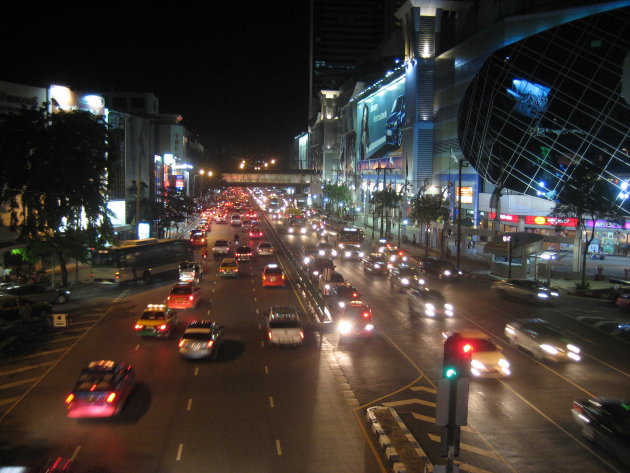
[456, 186, 473, 204]
[585, 220, 630, 230]
[488, 212, 519, 222]
[524, 216, 578, 227]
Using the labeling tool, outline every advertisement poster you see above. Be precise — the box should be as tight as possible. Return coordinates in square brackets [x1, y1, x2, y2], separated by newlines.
[356, 76, 406, 161]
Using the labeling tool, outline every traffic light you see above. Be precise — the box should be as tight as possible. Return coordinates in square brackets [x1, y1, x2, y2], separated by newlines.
[442, 333, 473, 379]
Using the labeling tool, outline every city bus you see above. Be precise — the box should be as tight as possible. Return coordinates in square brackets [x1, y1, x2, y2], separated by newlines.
[335, 227, 364, 249]
[91, 238, 192, 285]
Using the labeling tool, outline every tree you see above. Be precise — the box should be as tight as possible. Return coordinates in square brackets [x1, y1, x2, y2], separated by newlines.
[0, 107, 114, 286]
[322, 183, 352, 215]
[410, 194, 451, 257]
[154, 188, 196, 236]
[370, 188, 402, 239]
[550, 164, 626, 287]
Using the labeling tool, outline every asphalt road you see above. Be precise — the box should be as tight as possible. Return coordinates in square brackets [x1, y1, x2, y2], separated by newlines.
[1, 198, 630, 473]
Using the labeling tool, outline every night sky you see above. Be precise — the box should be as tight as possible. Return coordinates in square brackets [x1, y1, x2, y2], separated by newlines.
[2, 4, 311, 163]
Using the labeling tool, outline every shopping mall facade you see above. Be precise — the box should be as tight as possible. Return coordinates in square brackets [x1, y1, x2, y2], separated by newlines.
[299, 0, 630, 272]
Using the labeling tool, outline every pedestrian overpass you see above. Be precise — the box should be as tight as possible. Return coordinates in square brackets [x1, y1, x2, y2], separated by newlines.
[222, 170, 320, 188]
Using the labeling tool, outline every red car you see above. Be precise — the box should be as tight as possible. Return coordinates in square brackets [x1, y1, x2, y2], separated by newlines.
[190, 232, 207, 247]
[167, 282, 202, 309]
[262, 264, 286, 288]
[65, 360, 135, 418]
[249, 226, 264, 239]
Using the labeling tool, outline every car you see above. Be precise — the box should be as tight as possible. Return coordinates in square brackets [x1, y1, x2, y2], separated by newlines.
[442, 329, 511, 378]
[218, 257, 239, 278]
[362, 254, 390, 275]
[235, 245, 253, 262]
[419, 258, 462, 280]
[327, 283, 362, 316]
[214, 213, 227, 224]
[389, 265, 425, 292]
[134, 303, 178, 337]
[257, 242, 274, 256]
[301, 244, 319, 266]
[308, 256, 335, 282]
[262, 264, 286, 288]
[212, 239, 231, 256]
[189, 232, 207, 247]
[337, 300, 374, 341]
[230, 214, 242, 226]
[614, 293, 630, 308]
[338, 246, 365, 261]
[241, 219, 251, 230]
[504, 318, 581, 362]
[316, 242, 338, 258]
[166, 282, 202, 310]
[178, 261, 203, 283]
[407, 287, 454, 317]
[0, 294, 52, 333]
[265, 306, 304, 346]
[385, 94, 406, 147]
[571, 398, 630, 466]
[178, 320, 224, 360]
[318, 271, 345, 295]
[2, 283, 70, 304]
[65, 360, 135, 418]
[492, 279, 559, 303]
[249, 226, 264, 239]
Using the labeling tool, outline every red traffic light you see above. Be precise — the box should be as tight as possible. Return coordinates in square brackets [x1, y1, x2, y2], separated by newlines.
[443, 334, 473, 379]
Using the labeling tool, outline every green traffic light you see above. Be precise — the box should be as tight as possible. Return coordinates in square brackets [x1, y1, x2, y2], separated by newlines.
[444, 367, 458, 378]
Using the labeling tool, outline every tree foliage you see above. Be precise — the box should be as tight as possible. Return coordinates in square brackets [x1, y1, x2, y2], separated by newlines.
[323, 183, 352, 214]
[410, 194, 451, 256]
[0, 107, 114, 286]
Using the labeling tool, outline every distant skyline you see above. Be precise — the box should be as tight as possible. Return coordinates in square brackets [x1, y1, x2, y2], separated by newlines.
[1, 4, 311, 162]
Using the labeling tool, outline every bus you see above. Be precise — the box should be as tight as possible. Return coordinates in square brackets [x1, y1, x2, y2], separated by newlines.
[91, 238, 192, 284]
[335, 227, 364, 249]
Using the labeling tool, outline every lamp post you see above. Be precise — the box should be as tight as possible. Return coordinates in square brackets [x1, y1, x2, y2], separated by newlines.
[502, 235, 518, 278]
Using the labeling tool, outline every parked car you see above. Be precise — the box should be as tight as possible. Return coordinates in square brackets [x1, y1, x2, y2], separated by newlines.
[2, 284, 70, 304]
[0, 294, 52, 324]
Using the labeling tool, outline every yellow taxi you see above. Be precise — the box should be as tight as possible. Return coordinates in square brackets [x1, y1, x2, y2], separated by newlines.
[219, 257, 239, 278]
[134, 304, 178, 338]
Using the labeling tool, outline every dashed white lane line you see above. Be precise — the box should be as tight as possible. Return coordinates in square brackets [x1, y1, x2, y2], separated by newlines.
[276, 440, 282, 456]
[134, 344, 140, 351]
[264, 365, 269, 374]
[187, 399, 192, 411]
[176, 443, 184, 461]
[194, 367, 199, 376]
[70, 445, 81, 462]
[269, 396, 275, 408]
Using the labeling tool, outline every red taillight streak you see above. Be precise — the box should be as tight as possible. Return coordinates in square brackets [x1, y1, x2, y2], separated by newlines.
[178, 339, 185, 348]
[363, 312, 370, 318]
[134, 324, 143, 330]
[158, 324, 168, 331]
[207, 340, 214, 348]
[189, 295, 194, 301]
[106, 392, 116, 403]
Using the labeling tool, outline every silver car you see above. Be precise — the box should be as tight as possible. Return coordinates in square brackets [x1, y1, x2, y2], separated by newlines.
[504, 318, 581, 362]
[178, 320, 224, 360]
[266, 306, 304, 347]
[492, 279, 559, 303]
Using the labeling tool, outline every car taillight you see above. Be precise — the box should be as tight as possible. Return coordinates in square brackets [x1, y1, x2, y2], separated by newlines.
[572, 402, 584, 414]
[178, 339, 185, 348]
[281, 274, 285, 279]
[207, 340, 214, 348]
[65, 394, 74, 404]
[268, 331, 273, 340]
[363, 312, 370, 318]
[158, 324, 168, 331]
[167, 296, 172, 300]
[300, 331, 305, 339]
[134, 324, 143, 330]
[262, 275, 266, 280]
[189, 295, 194, 301]
[106, 392, 117, 403]
[353, 292, 358, 298]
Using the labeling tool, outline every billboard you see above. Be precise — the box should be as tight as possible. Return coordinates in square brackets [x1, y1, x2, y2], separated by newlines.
[356, 75, 406, 161]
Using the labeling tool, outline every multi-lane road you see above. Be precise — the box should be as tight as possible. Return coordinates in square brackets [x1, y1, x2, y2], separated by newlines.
[1, 202, 629, 473]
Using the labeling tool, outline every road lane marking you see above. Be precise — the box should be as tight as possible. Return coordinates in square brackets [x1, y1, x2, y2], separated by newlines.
[70, 446, 81, 462]
[260, 341, 264, 348]
[0, 361, 55, 377]
[428, 433, 499, 459]
[19, 347, 67, 359]
[584, 353, 630, 378]
[187, 399, 192, 411]
[383, 398, 436, 408]
[0, 397, 20, 406]
[176, 443, 184, 461]
[275, 439, 282, 456]
[264, 366, 269, 374]
[0, 377, 41, 391]
[410, 386, 436, 393]
[134, 344, 140, 350]
[269, 396, 274, 408]
[194, 367, 199, 376]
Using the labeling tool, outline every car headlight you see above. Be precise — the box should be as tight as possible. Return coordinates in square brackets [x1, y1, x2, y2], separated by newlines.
[444, 303, 453, 310]
[374, 264, 381, 269]
[567, 344, 580, 353]
[338, 320, 353, 334]
[537, 292, 549, 299]
[471, 359, 485, 370]
[550, 291, 559, 297]
[401, 278, 410, 285]
[540, 344, 558, 355]
[288, 228, 294, 233]
[304, 257, 311, 264]
[319, 250, 325, 256]
[365, 324, 374, 331]
[331, 250, 338, 256]
[338, 301, 345, 308]
[425, 303, 435, 311]
[418, 278, 425, 285]
[313, 271, 319, 276]
[345, 251, 352, 258]
[498, 358, 510, 368]
[443, 270, 451, 276]
[358, 252, 365, 257]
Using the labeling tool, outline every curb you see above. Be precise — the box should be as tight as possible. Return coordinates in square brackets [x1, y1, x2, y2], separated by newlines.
[366, 406, 432, 473]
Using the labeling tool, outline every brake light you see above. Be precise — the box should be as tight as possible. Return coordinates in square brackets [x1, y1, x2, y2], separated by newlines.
[65, 394, 74, 404]
[268, 331, 273, 340]
[363, 312, 370, 318]
[352, 292, 358, 298]
[207, 340, 214, 348]
[134, 324, 143, 330]
[167, 296, 172, 300]
[281, 274, 285, 279]
[189, 295, 194, 301]
[178, 339, 185, 348]
[262, 275, 266, 280]
[106, 392, 117, 403]
[158, 324, 168, 331]
[300, 331, 305, 339]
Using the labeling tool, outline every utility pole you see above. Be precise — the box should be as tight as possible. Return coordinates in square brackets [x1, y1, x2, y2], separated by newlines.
[456, 158, 463, 269]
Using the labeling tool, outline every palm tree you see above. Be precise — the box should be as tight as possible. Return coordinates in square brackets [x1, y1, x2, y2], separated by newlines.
[371, 188, 402, 239]
[410, 194, 451, 257]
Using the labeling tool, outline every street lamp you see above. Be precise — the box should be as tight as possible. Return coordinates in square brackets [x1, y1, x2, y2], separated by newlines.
[502, 234, 518, 278]
[193, 169, 205, 197]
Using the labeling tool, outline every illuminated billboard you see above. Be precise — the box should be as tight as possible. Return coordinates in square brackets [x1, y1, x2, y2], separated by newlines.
[356, 75, 406, 161]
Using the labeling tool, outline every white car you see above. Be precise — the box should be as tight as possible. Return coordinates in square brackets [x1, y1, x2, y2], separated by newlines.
[266, 306, 304, 347]
[257, 242, 274, 256]
[492, 279, 559, 303]
[504, 318, 581, 362]
[442, 329, 511, 378]
[212, 239, 230, 255]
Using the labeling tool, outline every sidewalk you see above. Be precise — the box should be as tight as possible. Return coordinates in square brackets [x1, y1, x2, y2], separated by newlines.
[345, 212, 624, 295]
